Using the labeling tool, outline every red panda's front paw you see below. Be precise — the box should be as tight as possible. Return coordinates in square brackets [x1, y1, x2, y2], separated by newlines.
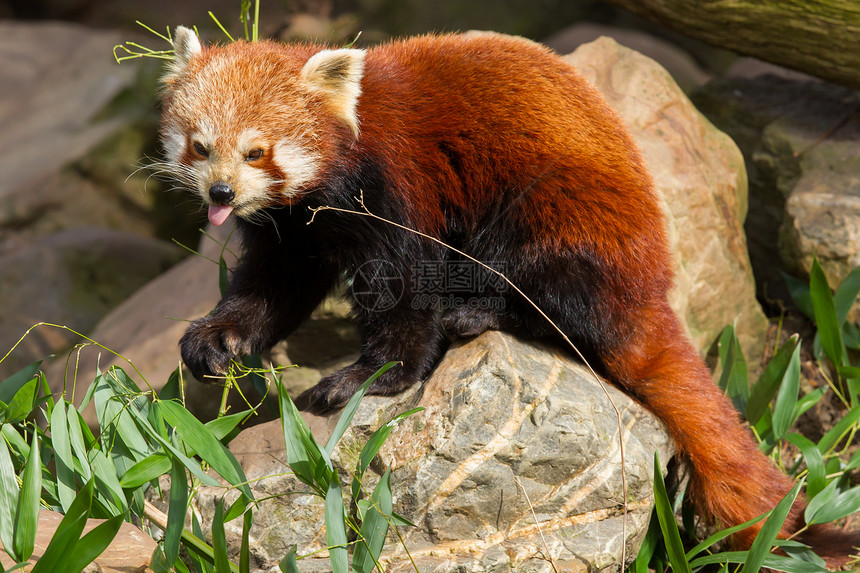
[179, 317, 248, 383]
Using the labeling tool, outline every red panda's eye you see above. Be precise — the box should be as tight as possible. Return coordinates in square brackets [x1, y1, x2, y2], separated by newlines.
[193, 142, 209, 157]
[246, 148, 264, 161]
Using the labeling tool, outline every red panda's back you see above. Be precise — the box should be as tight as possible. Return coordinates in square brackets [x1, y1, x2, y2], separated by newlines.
[358, 33, 669, 277]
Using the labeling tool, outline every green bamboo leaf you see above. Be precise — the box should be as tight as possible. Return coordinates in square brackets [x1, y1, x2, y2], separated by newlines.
[691, 550, 827, 572]
[777, 539, 828, 569]
[159, 368, 182, 402]
[653, 452, 692, 573]
[717, 326, 749, 414]
[223, 494, 248, 523]
[353, 469, 392, 573]
[13, 429, 41, 561]
[93, 369, 150, 462]
[805, 480, 860, 525]
[205, 411, 251, 443]
[120, 452, 172, 489]
[212, 498, 231, 573]
[784, 433, 825, 497]
[164, 457, 188, 566]
[389, 511, 416, 528]
[784, 273, 814, 320]
[149, 547, 171, 573]
[127, 403, 221, 488]
[190, 511, 216, 573]
[66, 407, 92, 482]
[0, 360, 44, 405]
[746, 336, 799, 424]
[324, 472, 349, 573]
[240, 508, 252, 573]
[5, 378, 39, 424]
[89, 447, 128, 515]
[809, 257, 845, 368]
[792, 387, 826, 421]
[839, 365, 860, 379]
[740, 480, 802, 573]
[276, 378, 327, 491]
[685, 511, 768, 560]
[62, 514, 123, 573]
[30, 479, 94, 573]
[324, 362, 399, 457]
[352, 407, 423, 500]
[844, 322, 860, 350]
[771, 343, 801, 440]
[50, 399, 77, 512]
[158, 399, 254, 501]
[833, 266, 860, 325]
[0, 436, 20, 559]
[817, 406, 860, 454]
[278, 546, 300, 573]
[630, 511, 660, 573]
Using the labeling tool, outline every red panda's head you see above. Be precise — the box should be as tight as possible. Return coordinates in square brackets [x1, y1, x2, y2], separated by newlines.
[158, 26, 365, 226]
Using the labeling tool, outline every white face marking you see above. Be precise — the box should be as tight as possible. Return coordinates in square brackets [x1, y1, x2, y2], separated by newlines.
[273, 140, 321, 196]
[191, 120, 217, 157]
[236, 128, 264, 157]
[162, 125, 185, 159]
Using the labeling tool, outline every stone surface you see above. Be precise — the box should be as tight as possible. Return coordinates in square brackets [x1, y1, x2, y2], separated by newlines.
[191, 332, 673, 572]
[0, 21, 133, 203]
[692, 75, 860, 307]
[565, 37, 768, 364]
[0, 509, 156, 573]
[0, 227, 183, 380]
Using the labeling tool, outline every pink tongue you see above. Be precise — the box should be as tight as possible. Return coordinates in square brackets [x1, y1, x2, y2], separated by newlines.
[208, 205, 234, 226]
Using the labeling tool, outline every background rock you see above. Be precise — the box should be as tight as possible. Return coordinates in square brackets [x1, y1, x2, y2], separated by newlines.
[190, 332, 673, 572]
[692, 75, 860, 309]
[0, 227, 182, 379]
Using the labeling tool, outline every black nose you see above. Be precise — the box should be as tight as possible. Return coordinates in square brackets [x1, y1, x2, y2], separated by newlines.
[208, 182, 235, 205]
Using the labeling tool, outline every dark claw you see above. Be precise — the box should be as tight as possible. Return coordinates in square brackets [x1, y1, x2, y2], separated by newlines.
[179, 317, 239, 383]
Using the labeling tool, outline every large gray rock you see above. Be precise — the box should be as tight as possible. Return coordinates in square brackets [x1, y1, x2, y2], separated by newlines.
[191, 332, 673, 572]
[692, 75, 860, 306]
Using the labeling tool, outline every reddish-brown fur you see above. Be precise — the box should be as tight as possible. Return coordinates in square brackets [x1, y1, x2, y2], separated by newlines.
[162, 32, 859, 567]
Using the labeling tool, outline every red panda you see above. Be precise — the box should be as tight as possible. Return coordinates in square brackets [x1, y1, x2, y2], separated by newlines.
[160, 26, 859, 566]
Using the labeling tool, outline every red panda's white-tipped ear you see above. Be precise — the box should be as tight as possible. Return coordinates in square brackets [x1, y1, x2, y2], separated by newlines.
[301, 48, 366, 138]
[162, 26, 202, 87]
